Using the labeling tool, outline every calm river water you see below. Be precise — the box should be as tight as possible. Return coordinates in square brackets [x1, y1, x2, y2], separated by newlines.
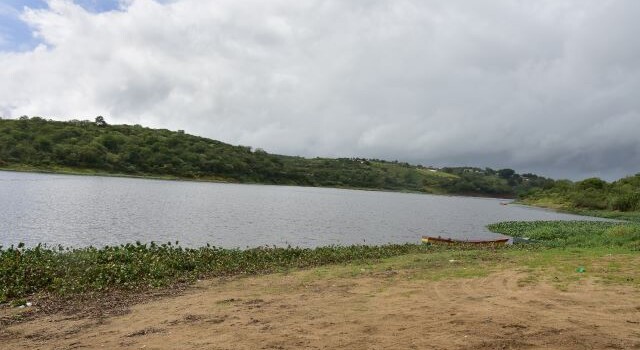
[0, 171, 605, 248]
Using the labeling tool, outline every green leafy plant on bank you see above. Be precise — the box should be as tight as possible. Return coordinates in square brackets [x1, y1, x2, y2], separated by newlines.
[488, 221, 640, 249]
[0, 242, 435, 302]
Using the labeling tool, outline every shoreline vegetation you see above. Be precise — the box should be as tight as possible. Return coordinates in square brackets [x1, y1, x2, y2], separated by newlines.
[2, 220, 639, 308]
[520, 205, 640, 223]
[0, 165, 519, 201]
[518, 175, 640, 216]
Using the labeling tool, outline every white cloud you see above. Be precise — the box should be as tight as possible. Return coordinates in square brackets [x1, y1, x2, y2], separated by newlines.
[1, 0, 640, 179]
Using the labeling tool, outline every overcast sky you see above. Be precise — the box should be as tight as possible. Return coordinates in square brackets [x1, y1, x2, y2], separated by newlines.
[1, 0, 639, 180]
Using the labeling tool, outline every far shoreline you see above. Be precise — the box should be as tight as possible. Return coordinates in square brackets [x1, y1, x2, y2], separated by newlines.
[0, 165, 517, 199]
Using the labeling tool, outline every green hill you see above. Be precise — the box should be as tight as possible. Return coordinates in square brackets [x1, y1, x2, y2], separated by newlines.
[0, 116, 551, 197]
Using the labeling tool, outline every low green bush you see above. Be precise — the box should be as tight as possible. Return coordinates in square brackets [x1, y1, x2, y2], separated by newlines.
[610, 192, 640, 212]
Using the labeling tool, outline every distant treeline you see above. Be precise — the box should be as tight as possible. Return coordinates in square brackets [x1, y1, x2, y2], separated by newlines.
[520, 175, 640, 212]
[0, 116, 560, 197]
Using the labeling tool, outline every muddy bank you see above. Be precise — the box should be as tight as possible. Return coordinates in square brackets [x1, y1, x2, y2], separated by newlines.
[2, 267, 639, 350]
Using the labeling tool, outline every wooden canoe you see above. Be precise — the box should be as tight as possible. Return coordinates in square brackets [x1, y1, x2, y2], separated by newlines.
[421, 236, 509, 245]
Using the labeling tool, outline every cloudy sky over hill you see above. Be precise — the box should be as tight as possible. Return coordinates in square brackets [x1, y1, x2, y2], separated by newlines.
[1, 0, 639, 180]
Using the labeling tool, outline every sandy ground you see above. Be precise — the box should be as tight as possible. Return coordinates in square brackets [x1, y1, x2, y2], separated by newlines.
[2, 268, 640, 350]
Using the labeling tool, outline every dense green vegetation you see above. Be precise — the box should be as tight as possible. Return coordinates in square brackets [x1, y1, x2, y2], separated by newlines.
[3, 116, 636, 205]
[488, 221, 640, 249]
[0, 116, 550, 197]
[439, 166, 554, 197]
[519, 174, 640, 214]
[0, 242, 429, 303]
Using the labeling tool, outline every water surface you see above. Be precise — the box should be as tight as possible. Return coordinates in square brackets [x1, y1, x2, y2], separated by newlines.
[0, 171, 606, 248]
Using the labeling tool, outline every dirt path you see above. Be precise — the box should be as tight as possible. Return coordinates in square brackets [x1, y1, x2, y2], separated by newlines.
[2, 269, 640, 349]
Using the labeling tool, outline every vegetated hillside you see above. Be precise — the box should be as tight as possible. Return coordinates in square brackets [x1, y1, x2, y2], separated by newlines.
[520, 175, 640, 213]
[0, 116, 551, 197]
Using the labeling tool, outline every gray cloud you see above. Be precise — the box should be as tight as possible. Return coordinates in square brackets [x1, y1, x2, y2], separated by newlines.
[1, 0, 639, 180]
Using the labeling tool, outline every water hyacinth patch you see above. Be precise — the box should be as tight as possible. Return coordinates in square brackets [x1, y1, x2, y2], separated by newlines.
[487, 221, 640, 249]
[0, 242, 434, 302]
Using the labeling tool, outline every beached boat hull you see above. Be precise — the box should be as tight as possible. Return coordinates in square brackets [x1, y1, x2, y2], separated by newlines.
[421, 236, 509, 245]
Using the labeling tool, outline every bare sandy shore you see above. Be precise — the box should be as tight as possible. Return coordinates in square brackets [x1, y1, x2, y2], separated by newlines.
[2, 265, 639, 350]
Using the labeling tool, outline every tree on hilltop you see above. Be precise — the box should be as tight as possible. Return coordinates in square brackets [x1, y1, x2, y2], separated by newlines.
[95, 116, 107, 127]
